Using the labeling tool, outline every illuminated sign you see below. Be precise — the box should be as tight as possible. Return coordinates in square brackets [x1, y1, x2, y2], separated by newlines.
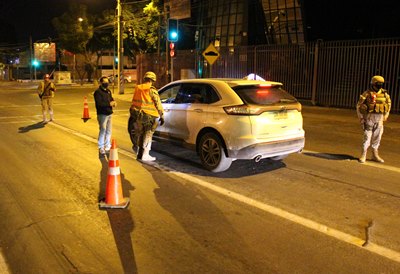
[34, 43, 56, 62]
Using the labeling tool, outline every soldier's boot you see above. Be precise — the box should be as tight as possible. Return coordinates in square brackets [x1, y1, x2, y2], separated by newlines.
[137, 147, 144, 160]
[358, 150, 367, 163]
[141, 134, 156, 162]
[372, 149, 384, 163]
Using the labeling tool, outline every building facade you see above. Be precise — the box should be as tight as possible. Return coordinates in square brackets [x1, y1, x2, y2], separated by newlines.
[193, 0, 305, 50]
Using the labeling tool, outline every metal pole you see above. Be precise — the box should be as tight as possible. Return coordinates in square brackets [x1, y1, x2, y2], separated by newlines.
[165, 5, 170, 83]
[73, 54, 76, 83]
[117, 0, 122, 94]
[30, 36, 33, 81]
[171, 56, 174, 81]
[311, 40, 320, 106]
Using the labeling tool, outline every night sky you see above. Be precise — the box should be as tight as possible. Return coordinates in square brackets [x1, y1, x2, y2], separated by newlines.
[1, 0, 400, 44]
[0, 0, 115, 43]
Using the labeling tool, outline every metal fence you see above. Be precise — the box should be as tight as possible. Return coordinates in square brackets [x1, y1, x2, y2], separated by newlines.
[139, 38, 400, 113]
[211, 39, 400, 113]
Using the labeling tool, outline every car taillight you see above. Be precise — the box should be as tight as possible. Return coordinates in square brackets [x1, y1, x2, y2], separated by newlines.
[223, 104, 262, 115]
[256, 89, 269, 95]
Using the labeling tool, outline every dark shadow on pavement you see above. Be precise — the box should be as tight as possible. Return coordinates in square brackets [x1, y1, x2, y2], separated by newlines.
[107, 210, 137, 274]
[98, 157, 108, 202]
[303, 152, 357, 161]
[147, 166, 273, 273]
[18, 121, 45, 133]
[98, 155, 137, 273]
[152, 141, 286, 178]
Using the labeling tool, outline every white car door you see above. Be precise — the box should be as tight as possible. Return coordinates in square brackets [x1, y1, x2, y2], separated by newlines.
[167, 84, 209, 143]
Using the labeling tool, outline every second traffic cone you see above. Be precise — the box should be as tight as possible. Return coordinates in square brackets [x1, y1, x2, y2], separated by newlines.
[82, 96, 91, 122]
[99, 139, 130, 209]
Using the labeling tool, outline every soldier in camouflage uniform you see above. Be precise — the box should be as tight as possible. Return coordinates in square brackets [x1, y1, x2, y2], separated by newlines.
[37, 74, 56, 123]
[356, 75, 391, 163]
[129, 71, 164, 161]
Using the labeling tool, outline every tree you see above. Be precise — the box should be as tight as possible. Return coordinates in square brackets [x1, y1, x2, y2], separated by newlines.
[52, 3, 95, 82]
[52, 1, 163, 82]
[102, 1, 161, 55]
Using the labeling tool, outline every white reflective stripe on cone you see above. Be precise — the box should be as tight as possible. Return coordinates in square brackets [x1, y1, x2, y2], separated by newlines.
[108, 167, 120, 176]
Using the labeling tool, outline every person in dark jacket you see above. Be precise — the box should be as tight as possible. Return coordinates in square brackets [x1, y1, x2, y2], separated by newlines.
[94, 76, 117, 154]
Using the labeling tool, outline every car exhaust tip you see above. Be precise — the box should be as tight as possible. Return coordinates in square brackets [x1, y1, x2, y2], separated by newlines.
[254, 155, 262, 163]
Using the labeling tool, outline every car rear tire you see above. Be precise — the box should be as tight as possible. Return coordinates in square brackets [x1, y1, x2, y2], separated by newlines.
[199, 132, 232, 172]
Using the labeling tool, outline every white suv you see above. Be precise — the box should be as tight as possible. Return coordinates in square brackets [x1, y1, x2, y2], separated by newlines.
[152, 78, 304, 172]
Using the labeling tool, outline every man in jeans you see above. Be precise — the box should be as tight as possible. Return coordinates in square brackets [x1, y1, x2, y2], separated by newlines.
[94, 76, 117, 155]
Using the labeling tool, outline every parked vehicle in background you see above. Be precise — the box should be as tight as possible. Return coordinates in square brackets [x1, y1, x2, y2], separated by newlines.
[107, 74, 133, 83]
[129, 78, 305, 172]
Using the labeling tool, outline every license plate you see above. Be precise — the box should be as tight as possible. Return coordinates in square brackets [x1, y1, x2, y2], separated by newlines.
[274, 111, 288, 119]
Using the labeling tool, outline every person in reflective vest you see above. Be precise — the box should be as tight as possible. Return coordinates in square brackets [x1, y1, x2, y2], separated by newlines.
[37, 74, 56, 123]
[130, 71, 164, 161]
[356, 75, 391, 163]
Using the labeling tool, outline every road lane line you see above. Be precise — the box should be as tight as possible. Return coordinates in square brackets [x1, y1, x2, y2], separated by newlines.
[169, 171, 400, 263]
[0, 102, 82, 108]
[0, 249, 10, 274]
[47, 122, 400, 263]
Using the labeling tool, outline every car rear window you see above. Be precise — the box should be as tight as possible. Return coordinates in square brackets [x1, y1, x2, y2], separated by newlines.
[232, 85, 297, 105]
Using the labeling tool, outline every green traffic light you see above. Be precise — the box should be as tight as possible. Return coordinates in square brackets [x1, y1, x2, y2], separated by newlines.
[170, 31, 178, 40]
[167, 19, 178, 42]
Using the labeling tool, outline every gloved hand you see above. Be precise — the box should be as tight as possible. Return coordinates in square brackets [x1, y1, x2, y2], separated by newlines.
[159, 116, 165, 126]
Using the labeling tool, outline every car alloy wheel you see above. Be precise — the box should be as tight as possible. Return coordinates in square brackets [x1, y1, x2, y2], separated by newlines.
[199, 132, 232, 172]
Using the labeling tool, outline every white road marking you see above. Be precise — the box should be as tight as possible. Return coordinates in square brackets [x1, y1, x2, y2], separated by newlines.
[29, 122, 400, 263]
[170, 171, 400, 263]
[0, 102, 82, 108]
[0, 249, 10, 274]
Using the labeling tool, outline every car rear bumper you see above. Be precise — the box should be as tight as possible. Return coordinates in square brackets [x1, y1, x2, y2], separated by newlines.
[227, 137, 305, 160]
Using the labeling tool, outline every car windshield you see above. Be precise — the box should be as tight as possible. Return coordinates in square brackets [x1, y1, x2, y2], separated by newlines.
[232, 85, 297, 105]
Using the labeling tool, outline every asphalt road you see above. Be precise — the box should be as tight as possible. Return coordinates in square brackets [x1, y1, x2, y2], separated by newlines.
[0, 82, 399, 273]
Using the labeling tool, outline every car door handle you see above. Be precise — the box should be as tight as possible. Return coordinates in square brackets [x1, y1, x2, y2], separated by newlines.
[193, 109, 203, 113]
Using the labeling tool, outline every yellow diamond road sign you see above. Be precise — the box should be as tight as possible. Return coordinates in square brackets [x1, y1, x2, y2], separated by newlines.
[202, 43, 220, 65]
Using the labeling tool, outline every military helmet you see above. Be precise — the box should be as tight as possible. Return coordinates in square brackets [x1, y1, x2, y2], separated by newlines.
[144, 71, 157, 82]
[371, 75, 384, 85]
[44, 74, 50, 79]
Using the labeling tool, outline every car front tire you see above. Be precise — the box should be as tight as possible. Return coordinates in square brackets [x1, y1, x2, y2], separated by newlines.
[199, 132, 232, 172]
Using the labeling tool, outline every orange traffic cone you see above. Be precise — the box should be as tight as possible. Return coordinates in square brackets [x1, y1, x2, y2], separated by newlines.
[99, 139, 130, 209]
[82, 96, 91, 122]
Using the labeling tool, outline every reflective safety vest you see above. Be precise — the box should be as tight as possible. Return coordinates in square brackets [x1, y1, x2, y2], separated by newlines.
[131, 83, 160, 117]
[361, 90, 390, 114]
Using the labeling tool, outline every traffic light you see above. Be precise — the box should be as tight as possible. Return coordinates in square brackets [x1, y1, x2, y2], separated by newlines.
[169, 42, 176, 57]
[32, 59, 39, 67]
[167, 18, 178, 42]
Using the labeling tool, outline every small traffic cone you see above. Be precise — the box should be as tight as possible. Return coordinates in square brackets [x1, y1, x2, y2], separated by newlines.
[99, 139, 130, 209]
[82, 96, 91, 122]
